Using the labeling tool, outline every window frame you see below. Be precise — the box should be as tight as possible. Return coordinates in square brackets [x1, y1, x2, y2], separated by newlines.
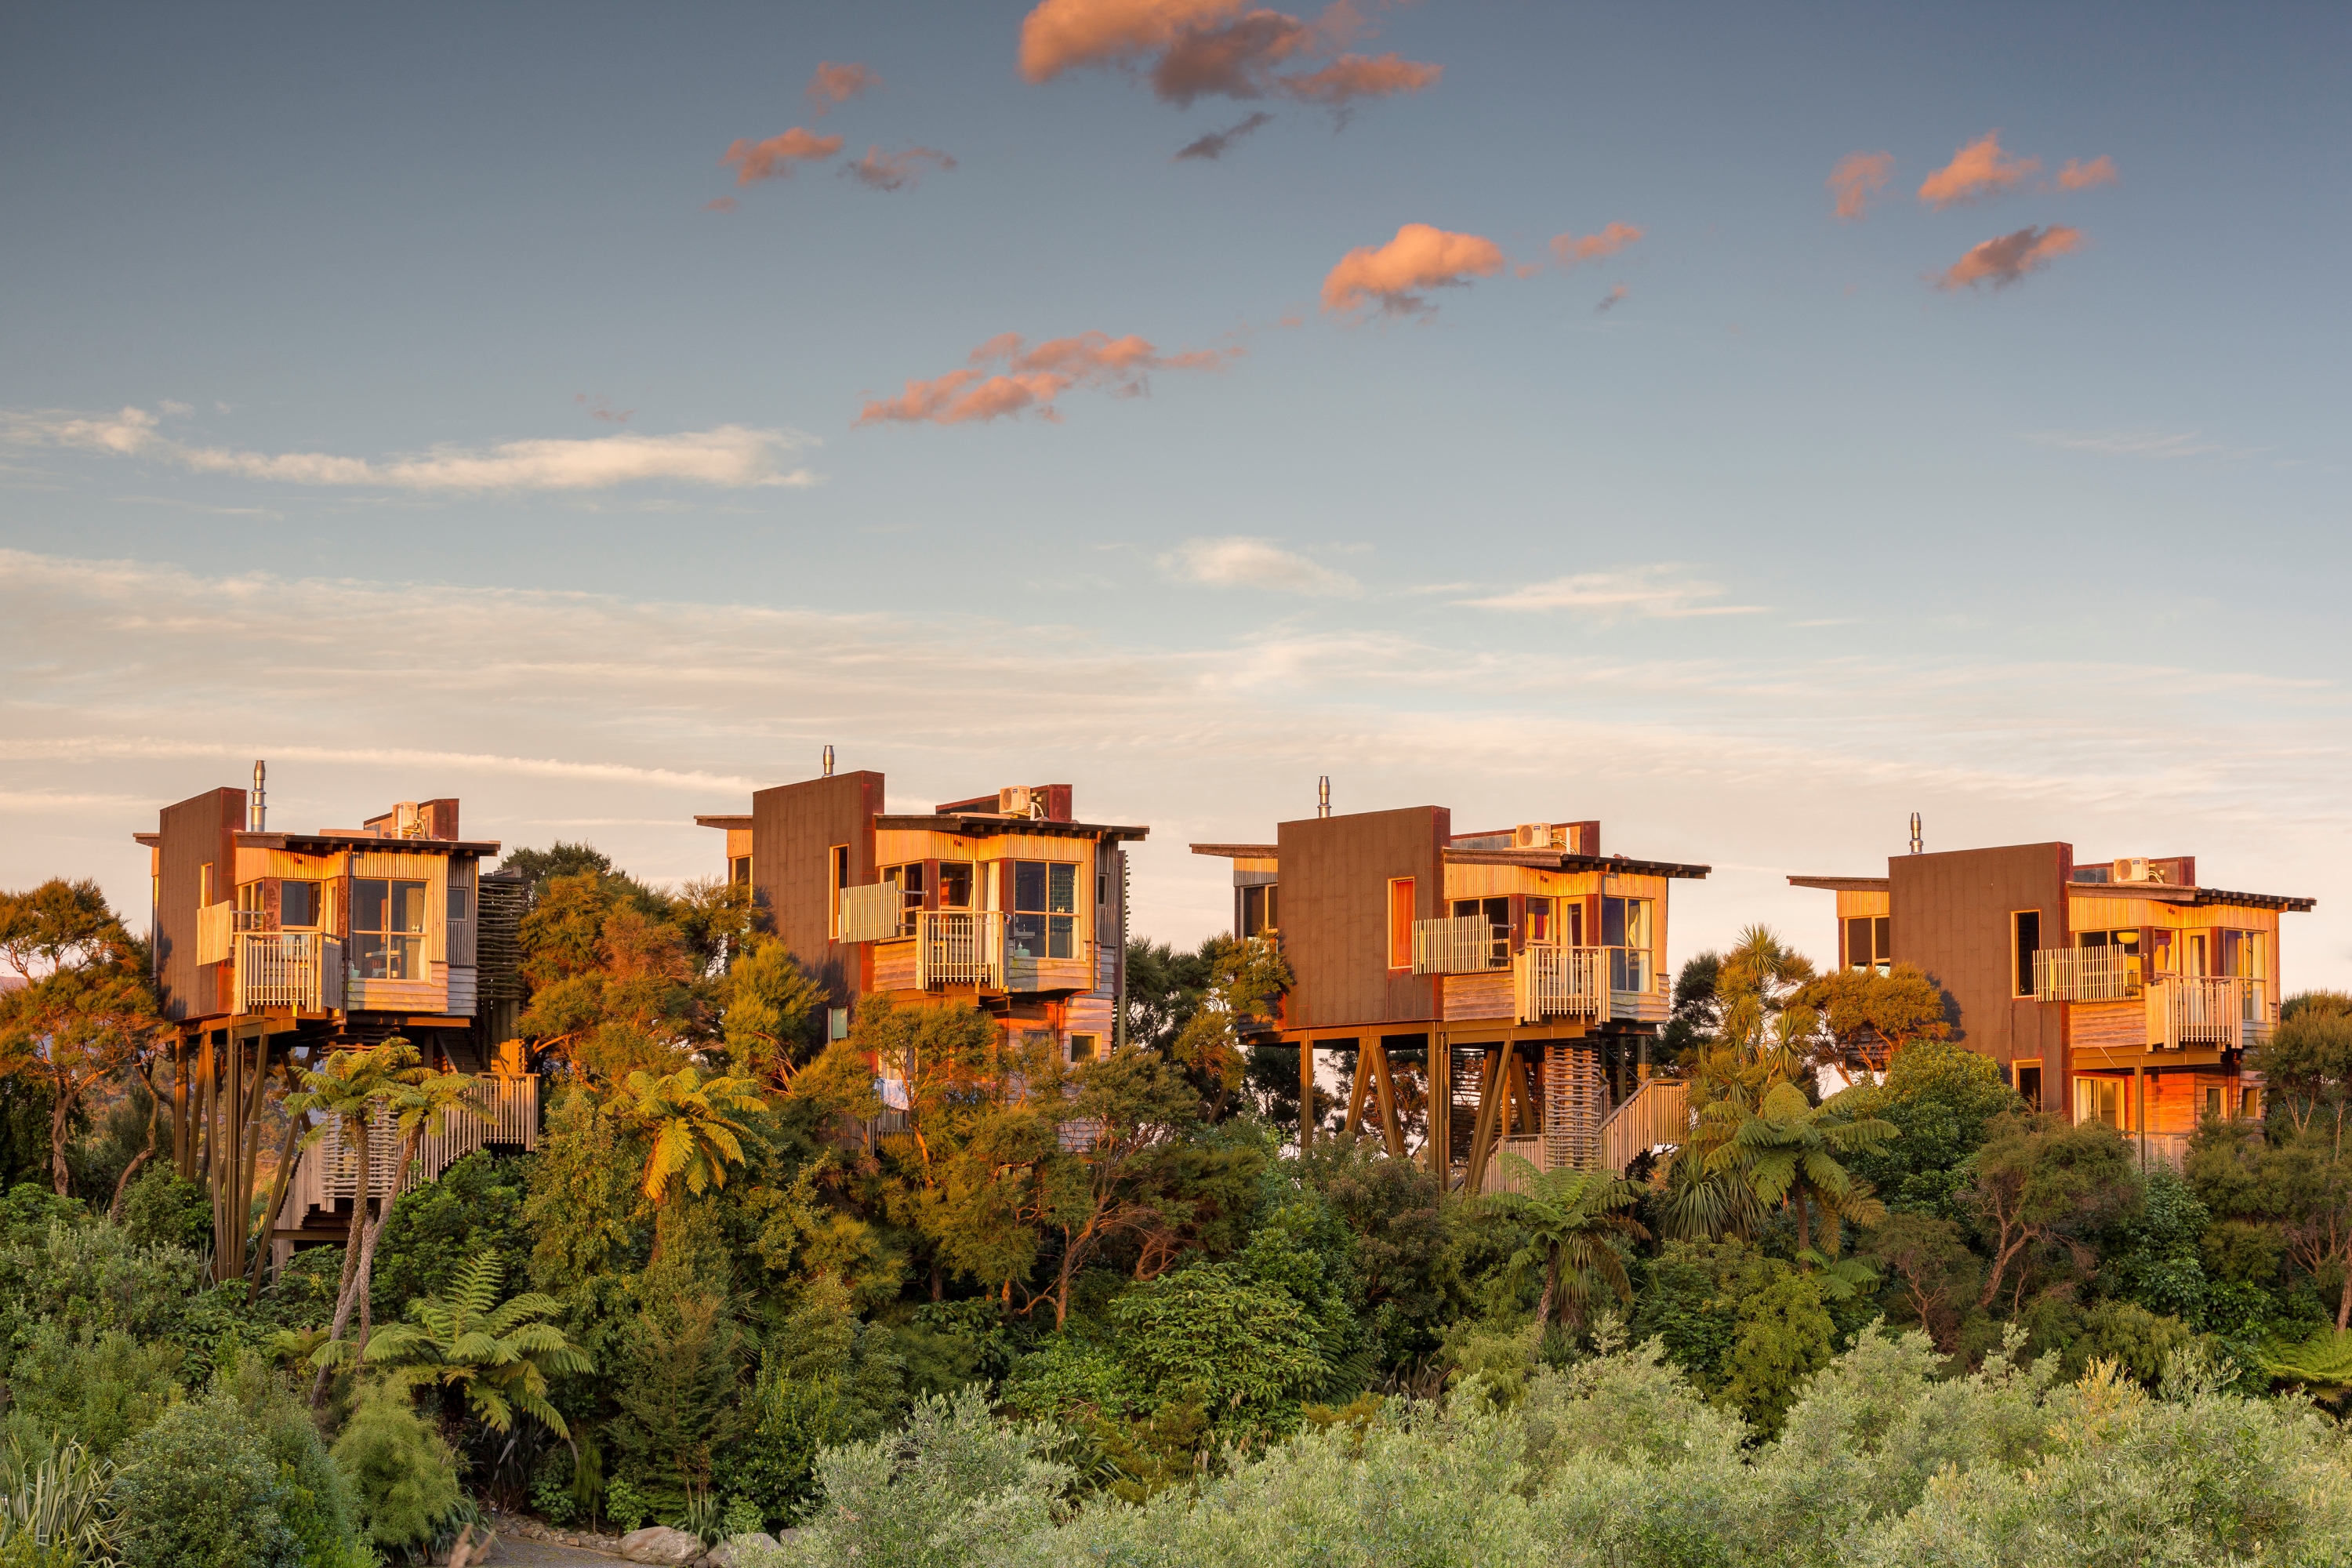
[2011, 909, 2042, 998]
[1387, 877, 1414, 971]
[350, 876, 428, 980]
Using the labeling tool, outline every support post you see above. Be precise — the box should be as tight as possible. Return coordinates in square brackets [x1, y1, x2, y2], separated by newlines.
[1428, 1036, 1451, 1181]
[1298, 1036, 1315, 1147]
[1370, 1042, 1403, 1158]
[1344, 1043, 1371, 1137]
[1464, 1047, 1506, 1196]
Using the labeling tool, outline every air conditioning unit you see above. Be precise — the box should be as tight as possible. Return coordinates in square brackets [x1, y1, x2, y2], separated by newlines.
[997, 786, 1047, 819]
[2113, 858, 2152, 884]
[1514, 822, 1558, 850]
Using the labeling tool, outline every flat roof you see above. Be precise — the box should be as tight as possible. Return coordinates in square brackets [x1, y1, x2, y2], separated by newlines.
[231, 831, 503, 855]
[874, 814, 1149, 843]
[1444, 848, 1711, 880]
[1790, 871, 2314, 912]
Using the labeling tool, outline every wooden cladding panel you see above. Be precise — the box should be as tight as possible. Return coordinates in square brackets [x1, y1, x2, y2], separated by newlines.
[2070, 1000, 2146, 1053]
[1889, 844, 2067, 1073]
[1443, 971, 1513, 1023]
[1443, 866, 1604, 900]
[872, 942, 918, 993]
[1277, 806, 1446, 1032]
[158, 787, 243, 1022]
[753, 771, 885, 1007]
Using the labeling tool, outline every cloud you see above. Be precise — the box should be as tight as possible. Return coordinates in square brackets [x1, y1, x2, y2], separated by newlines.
[1594, 285, 1628, 315]
[1322, 223, 1507, 316]
[1549, 221, 1643, 269]
[2024, 430, 2245, 460]
[855, 332, 1240, 427]
[840, 145, 958, 191]
[575, 394, 634, 425]
[1917, 131, 2039, 209]
[2054, 154, 2118, 193]
[720, 127, 845, 185]
[159, 400, 194, 417]
[1457, 567, 1768, 618]
[1175, 110, 1275, 159]
[806, 61, 880, 116]
[704, 197, 739, 213]
[2, 406, 818, 491]
[1017, 0, 1439, 111]
[1827, 151, 1893, 220]
[1933, 224, 2083, 291]
[1158, 535, 1360, 596]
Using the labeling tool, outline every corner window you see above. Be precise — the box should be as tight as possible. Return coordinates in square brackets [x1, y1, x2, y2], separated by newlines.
[882, 862, 928, 936]
[1846, 916, 1891, 971]
[729, 855, 751, 886]
[1240, 884, 1278, 938]
[2012, 909, 2042, 997]
[1008, 861, 1077, 959]
[351, 878, 426, 979]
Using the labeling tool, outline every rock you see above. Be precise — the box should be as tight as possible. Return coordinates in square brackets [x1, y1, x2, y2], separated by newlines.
[619, 1526, 706, 1565]
[698, 1534, 782, 1568]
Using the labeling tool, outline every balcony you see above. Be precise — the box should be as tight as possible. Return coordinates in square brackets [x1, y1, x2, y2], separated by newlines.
[2150, 974, 2267, 1051]
[233, 931, 343, 1013]
[1515, 945, 1604, 1022]
[2033, 946, 2142, 1002]
[916, 909, 1002, 989]
[289, 1073, 539, 1212]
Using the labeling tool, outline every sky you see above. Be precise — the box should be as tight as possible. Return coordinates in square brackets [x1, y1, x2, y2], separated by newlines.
[2, 1, 2349, 985]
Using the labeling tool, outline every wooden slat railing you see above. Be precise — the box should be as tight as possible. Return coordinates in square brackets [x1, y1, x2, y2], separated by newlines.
[837, 883, 903, 944]
[2034, 947, 2141, 1002]
[916, 909, 1001, 989]
[1599, 1078, 1690, 1174]
[234, 932, 339, 1012]
[1413, 916, 1498, 975]
[288, 1075, 540, 1218]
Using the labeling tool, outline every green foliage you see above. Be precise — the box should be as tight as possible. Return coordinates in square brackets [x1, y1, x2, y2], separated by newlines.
[1795, 963, 1952, 1064]
[1841, 1038, 2020, 1219]
[3, 1327, 180, 1458]
[2104, 1167, 2212, 1324]
[602, 1477, 648, 1534]
[734, 1278, 905, 1523]
[111, 1396, 300, 1568]
[1632, 1239, 1834, 1434]
[216, 1356, 368, 1568]
[1109, 1262, 1328, 1432]
[773, 1389, 1071, 1568]
[326, 1385, 459, 1552]
[0, 1216, 207, 1349]
[0, 1432, 117, 1568]
[113, 1167, 206, 1252]
[717, 936, 825, 1087]
[362, 1250, 590, 1436]
[1482, 1157, 1647, 1330]
[605, 1293, 745, 1509]
[367, 1152, 532, 1320]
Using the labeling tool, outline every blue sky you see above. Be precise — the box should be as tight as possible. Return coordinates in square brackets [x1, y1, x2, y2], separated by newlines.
[4, 2, 2348, 982]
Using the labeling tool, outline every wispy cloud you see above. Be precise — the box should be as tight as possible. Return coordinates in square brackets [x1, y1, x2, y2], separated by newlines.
[2053, 154, 2118, 193]
[575, 394, 633, 424]
[1549, 222, 1643, 268]
[2024, 430, 2247, 460]
[1933, 224, 2083, 291]
[840, 145, 957, 191]
[1827, 151, 1893, 220]
[1175, 111, 1275, 161]
[1322, 223, 1507, 317]
[1457, 566, 1768, 618]
[1018, 0, 1439, 113]
[720, 127, 845, 184]
[2, 406, 818, 491]
[805, 61, 880, 117]
[856, 332, 1240, 427]
[1918, 131, 2039, 209]
[1157, 535, 1360, 596]
[1594, 285, 1628, 315]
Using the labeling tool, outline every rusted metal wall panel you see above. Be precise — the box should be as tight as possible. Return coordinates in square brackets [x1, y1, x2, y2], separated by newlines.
[157, 787, 242, 1022]
[1889, 843, 2069, 1080]
[753, 771, 885, 1007]
[1277, 805, 1446, 1032]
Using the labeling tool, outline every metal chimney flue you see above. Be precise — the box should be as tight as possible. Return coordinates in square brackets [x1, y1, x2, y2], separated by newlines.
[1316, 775, 1330, 819]
[1909, 811, 1922, 855]
[249, 760, 267, 832]
[822, 745, 835, 779]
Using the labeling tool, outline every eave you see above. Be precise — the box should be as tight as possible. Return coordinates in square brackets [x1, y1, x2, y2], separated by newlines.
[1445, 849, 1711, 880]
[874, 815, 1149, 843]
[232, 831, 503, 855]
[1192, 843, 1279, 859]
[1788, 874, 1889, 892]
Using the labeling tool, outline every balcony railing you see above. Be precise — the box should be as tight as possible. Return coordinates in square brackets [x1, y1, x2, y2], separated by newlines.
[1515, 945, 1605, 1022]
[2034, 946, 2143, 1002]
[916, 909, 1002, 989]
[233, 931, 342, 1013]
[1413, 916, 1500, 975]
[290, 1073, 539, 1211]
[837, 883, 903, 944]
[2149, 974, 2266, 1051]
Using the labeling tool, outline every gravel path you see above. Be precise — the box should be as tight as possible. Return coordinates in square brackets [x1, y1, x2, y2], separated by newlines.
[489, 1537, 624, 1566]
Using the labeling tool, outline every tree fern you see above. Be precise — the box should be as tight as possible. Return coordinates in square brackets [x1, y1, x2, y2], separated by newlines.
[363, 1250, 591, 1436]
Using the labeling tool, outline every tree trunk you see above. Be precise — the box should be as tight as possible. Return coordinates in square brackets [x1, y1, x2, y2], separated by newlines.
[2339, 1256, 2351, 1334]
[49, 1073, 78, 1196]
[247, 1102, 310, 1304]
[1795, 1191, 1811, 1258]
[1537, 1250, 1559, 1330]
[353, 1125, 427, 1364]
[313, 1116, 372, 1407]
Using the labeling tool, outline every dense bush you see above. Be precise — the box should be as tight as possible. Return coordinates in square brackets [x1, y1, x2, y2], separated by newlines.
[109, 1397, 301, 1568]
[328, 1385, 460, 1554]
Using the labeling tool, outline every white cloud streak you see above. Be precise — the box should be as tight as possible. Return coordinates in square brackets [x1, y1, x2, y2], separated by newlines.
[1457, 566, 1769, 618]
[1, 406, 819, 492]
[2023, 430, 2259, 461]
[1157, 535, 1361, 597]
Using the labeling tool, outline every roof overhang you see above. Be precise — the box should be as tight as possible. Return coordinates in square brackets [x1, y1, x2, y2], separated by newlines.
[874, 815, 1149, 843]
[694, 815, 753, 830]
[1787, 874, 1890, 892]
[1445, 849, 1711, 880]
[1192, 843, 1279, 858]
[2071, 883, 2316, 913]
[232, 831, 503, 855]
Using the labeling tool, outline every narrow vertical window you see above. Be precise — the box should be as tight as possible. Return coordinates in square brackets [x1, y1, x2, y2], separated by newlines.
[2012, 909, 2042, 997]
[829, 845, 849, 938]
[1388, 878, 1414, 969]
[1873, 916, 1891, 965]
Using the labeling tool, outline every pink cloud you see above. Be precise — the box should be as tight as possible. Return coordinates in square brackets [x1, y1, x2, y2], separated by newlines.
[1933, 224, 2083, 291]
[720, 127, 846, 185]
[1827, 151, 1893, 220]
[703, 197, 739, 213]
[1018, 0, 1438, 111]
[1322, 223, 1508, 316]
[841, 146, 958, 191]
[1917, 131, 2040, 209]
[2055, 154, 2118, 192]
[857, 331, 1240, 426]
[1549, 221, 1643, 268]
[806, 61, 880, 116]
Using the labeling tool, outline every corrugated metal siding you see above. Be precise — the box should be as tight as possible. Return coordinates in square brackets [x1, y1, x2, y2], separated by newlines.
[446, 965, 477, 1016]
[157, 787, 243, 1022]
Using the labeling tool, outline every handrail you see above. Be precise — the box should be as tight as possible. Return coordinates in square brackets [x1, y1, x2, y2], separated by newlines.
[1413, 916, 1497, 975]
[916, 909, 1002, 989]
[1599, 1078, 1690, 1174]
[1515, 945, 1606, 1022]
[2033, 946, 2141, 1002]
[234, 931, 339, 1012]
[2147, 973, 2264, 1051]
[837, 883, 902, 944]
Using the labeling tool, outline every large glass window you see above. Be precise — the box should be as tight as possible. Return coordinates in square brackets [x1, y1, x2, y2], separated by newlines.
[2075, 1076, 2122, 1130]
[1387, 878, 1414, 969]
[281, 880, 325, 928]
[882, 862, 927, 936]
[351, 878, 426, 979]
[1450, 897, 1511, 967]
[1009, 861, 1078, 959]
[1240, 884, 1279, 938]
[1526, 896, 1556, 946]
[938, 862, 974, 909]
[2012, 909, 2042, 997]
[1846, 915, 1891, 971]
[1602, 896, 1653, 990]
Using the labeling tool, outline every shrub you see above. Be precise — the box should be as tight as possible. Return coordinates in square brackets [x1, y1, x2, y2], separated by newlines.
[218, 1356, 368, 1568]
[0, 1219, 205, 1348]
[0, 1432, 116, 1568]
[327, 1385, 459, 1553]
[2, 1327, 180, 1458]
[114, 1168, 207, 1253]
[603, 1477, 648, 1534]
[110, 1396, 299, 1568]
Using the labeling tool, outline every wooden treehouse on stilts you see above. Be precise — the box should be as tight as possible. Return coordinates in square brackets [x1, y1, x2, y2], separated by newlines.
[1195, 789, 1707, 1192]
[136, 766, 537, 1283]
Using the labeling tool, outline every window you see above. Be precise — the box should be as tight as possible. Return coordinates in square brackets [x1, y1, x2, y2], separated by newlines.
[2187, 933, 2207, 976]
[446, 885, 469, 924]
[236, 880, 266, 931]
[2204, 1085, 2223, 1120]
[729, 855, 751, 886]
[2075, 1076, 2122, 1130]
[1845, 916, 1892, 971]
[829, 845, 850, 937]
[882, 862, 927, 936]
[2076, 927, 2140, 955]
[2217, 930, 2263, 979]
[2012, 909, 2042, 997]
[2241, 1087, 2262, 1120]
[1526, 896, 1556, 946]
[1240, 884, 1278, 939]
[1602, 896, 1653, 992]
[1069, 1033, 1099, 1063]
[281, 880, 324, 928]
[1008, 861, 1077, 959]
[938, 862, 974, 909]
[350, 878, 427, 979]
[2016, 1062, 2042, 1110]
[1387, 878, 1414, 969]
[1450, 897, 1512, 967]
[2145, 929, 2176, 975]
